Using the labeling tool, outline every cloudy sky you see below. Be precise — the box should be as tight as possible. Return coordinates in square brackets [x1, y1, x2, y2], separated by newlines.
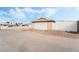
[0, 7, 79, 24]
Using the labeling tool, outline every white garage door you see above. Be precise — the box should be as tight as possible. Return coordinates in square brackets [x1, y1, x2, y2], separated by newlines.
[34, 23, 47, 30]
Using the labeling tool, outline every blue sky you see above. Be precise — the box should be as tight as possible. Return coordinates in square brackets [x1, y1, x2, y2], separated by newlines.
[0, 7, 79, 24]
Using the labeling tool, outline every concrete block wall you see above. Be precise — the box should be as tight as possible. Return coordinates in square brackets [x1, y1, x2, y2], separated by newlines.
[53, 21, 77, 32]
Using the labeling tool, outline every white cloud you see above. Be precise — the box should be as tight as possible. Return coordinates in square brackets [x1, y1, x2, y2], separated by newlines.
[9, 7, 58, 20]
[42, 8, 58, 18]
[0, 11, 10, 22]
[9, 8, 26, 18]
[0, 8, 26, 23]
[0, 7, 59, 24]
[22, 7, 58, 18]
[23, 7, 42, 14]
[0, 10, 7, 15]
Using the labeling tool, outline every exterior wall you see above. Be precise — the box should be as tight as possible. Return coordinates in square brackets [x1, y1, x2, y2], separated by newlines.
[47, 22, 53, 30]
[31, 21, 78, 32]
[33, 22, 47, 30]
[53, 21, 77, 32]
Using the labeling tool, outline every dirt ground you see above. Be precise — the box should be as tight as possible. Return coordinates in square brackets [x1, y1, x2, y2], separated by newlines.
[31, 30, 79, 39]
[0, 29, 79, 52]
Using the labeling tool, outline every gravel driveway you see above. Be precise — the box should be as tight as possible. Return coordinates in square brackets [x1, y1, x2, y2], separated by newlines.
[0, 29, 79, 52]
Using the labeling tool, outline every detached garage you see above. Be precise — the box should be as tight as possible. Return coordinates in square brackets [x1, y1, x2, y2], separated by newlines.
[30, 18, 79, 32]
[31, 18, 55, 30]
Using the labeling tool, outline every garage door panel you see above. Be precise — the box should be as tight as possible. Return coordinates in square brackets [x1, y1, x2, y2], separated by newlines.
[34, 23, 47, 30]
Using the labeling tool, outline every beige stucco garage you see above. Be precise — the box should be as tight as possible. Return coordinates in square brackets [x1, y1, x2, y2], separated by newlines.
[31, 18, 55, 30]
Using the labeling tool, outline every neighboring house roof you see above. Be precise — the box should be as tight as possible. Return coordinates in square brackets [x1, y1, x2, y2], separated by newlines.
[0, 22, 15, 26]
[0, 22, 9, 26]
[32, 18, 55, 23]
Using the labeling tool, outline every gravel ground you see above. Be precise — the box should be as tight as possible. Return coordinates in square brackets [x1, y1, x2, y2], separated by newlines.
[0, 29, 79, 52]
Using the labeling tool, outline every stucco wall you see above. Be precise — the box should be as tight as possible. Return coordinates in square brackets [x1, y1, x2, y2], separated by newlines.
[33, 22, 47, 30]
[53, 21, 77, 32]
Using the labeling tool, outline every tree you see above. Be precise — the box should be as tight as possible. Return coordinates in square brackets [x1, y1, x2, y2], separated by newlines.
[15, 23, 19, 26]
